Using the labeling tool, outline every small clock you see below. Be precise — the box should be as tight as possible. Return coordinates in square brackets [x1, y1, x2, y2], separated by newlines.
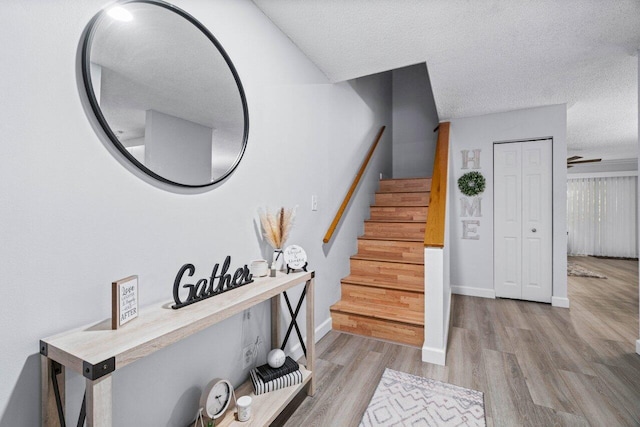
[200, 378, 234, 420]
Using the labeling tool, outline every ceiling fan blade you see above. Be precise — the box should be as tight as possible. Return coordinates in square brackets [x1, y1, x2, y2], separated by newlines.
[567, 155, 582, 162]
[567, 158, 602, 165]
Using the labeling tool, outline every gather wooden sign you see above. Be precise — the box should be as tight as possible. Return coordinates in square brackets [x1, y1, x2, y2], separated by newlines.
[172, 256, 253, 309]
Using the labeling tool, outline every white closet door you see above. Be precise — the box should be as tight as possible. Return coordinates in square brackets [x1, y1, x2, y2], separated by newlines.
[521, 140, 552, 302]
[494, 143, 523, 299]
[494, 140, 552, 302]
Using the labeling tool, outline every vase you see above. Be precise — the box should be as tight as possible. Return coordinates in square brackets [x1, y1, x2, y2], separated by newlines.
[272, 249, 284, 271]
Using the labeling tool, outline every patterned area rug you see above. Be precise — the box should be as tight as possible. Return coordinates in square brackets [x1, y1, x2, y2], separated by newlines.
[567, 261, 607, 278]
[360, 368, 486, 427]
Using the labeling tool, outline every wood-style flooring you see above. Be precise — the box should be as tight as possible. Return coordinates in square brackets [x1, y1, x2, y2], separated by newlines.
[276, 256, 640, 426]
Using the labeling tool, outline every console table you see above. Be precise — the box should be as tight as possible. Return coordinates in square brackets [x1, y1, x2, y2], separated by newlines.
[40, 271, 315, 426]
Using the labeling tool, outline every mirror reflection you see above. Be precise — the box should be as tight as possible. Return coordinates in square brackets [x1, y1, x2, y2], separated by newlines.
[83, 1, 248, 187]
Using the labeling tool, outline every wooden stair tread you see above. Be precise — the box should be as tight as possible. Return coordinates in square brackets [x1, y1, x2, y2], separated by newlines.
[375, 191, 430, 195]
[357, 237, 424, 242]
[341, 275, 423, 293]
[331, 300, 424, 326]
[340, 283, 423, 312]
[359, 235, 422, 242]
[370, 206, 428, 209]
[357, 237, 424, 244]
[364, 219, 424, 224]
[374, 193, 430, 207]
[363, 221, 424, 239]
[376, 190, 430, 194]
[380, 177, 431, 180]
[351, 254, 424, 265]
[356, 238, 424, 264]
[379, 178, 432, 193]
[371, 205, 428, 209]
[374, 202, 428, 207]
[331, 312, 423, 347]
[369, 206, 428, 222]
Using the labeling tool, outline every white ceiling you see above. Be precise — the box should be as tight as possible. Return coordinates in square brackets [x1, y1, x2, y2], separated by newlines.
[252, 0, 640, 160]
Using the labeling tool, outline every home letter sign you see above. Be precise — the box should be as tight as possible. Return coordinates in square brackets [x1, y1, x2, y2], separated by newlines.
[460, 148, 483, 240]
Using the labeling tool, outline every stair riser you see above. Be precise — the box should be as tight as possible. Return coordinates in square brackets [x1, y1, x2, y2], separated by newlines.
[341, 284, 424, 311]
[375, 192, 429, 206]
[363, 222, 425, 240]
[331, 311, 424, 347]
[379, 179, 432, 193]
[350, 259, 424, 284]
[357, 239, 424, 264]
[370, 206, 428, 221]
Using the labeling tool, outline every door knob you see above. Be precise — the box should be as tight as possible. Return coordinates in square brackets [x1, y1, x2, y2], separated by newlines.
[531, 228, 537, 233]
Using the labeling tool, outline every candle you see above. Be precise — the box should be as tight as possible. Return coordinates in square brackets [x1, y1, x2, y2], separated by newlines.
[236, 395, 252, 422]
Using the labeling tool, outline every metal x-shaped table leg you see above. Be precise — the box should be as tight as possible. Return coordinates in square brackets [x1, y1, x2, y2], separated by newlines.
[279, 287, 307, 357]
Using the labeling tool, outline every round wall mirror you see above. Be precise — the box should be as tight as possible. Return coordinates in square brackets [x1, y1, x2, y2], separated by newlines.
[82, 0, 249, 187]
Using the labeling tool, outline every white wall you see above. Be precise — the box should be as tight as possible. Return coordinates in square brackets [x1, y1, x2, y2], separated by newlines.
[448, 105, 568, 306]
[391, 63, 439, 178]
[145, 109, 213, 185]
[637, 51, 640, 357]
[0, 1, 392, 425]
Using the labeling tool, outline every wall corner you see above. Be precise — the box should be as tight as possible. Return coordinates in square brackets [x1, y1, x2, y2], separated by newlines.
[551, 296, 570, 308]
[422, 344, 446, 365]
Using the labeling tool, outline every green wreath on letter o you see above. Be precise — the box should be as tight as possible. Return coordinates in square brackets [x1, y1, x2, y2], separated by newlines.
[458, 171, 486, 196]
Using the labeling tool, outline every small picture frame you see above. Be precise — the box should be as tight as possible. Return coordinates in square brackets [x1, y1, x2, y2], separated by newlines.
[112, 275, 139, 330]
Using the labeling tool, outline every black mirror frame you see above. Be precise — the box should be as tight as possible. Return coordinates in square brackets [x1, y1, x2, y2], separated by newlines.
[81, 0, 249, 188]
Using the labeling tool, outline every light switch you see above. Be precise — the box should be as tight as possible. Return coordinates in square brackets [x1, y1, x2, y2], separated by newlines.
[311, 195, 318, 211]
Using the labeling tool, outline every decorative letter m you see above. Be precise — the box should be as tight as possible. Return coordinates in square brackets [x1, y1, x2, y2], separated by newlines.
[460, 197, 482, 217]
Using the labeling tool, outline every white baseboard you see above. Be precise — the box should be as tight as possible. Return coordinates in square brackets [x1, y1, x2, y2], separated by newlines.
[422, 345, 446, 366]
[315, 317, 333, 341]
[451, 285, 496, 299]
[288, 317, 332, 361]
[636, 340, 640, 356]
[551, 296, 570, 308]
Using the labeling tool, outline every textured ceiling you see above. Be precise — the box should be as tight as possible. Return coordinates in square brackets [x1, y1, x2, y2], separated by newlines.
[252, 0, 640, 160]
[91, 2, 244, 145]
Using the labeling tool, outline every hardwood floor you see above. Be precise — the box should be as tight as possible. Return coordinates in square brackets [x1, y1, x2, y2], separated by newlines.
[277, 256, 639, 426]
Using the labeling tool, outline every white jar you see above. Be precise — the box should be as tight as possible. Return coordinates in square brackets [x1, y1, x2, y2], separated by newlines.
[236, 395, 252, 422]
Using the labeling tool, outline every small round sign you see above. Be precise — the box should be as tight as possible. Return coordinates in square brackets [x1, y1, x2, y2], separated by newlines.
[283, 245, 307, 270]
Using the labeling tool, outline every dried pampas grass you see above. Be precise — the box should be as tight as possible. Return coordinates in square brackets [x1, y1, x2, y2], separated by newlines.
[259, 206, 296, 249]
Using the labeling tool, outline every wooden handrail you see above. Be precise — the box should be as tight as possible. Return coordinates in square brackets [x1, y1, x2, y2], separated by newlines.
[424, 122, 450, 247]
[323, 126, 386, 244]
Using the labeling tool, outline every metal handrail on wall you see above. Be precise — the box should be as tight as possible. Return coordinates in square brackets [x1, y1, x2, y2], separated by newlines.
[424, 122, 450, 248]
[323, 126, 386, 244]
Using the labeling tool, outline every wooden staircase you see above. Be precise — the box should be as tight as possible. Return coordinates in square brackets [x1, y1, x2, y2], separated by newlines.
[330, 177, 430, 347]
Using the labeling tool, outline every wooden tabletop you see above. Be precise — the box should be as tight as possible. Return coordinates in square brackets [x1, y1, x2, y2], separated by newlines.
[41, 271, 313, 377]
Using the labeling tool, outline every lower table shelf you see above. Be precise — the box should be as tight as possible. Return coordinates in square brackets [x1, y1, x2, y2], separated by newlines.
[198, 367, 312, 426]
[41, 271, 316, 427]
